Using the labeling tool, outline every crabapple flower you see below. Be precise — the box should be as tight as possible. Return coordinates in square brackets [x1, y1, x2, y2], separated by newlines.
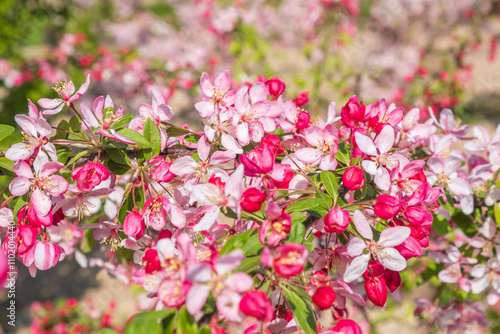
[231, 82, 277, 146]
[239, 290, 274, 322]
[429, 107, 469, 139]
[259, 203, 292, 247]
[273, 243, 308, 277]
[355, 125, 397, 191]
[239, 146, 275, 177]
[158, 278, 192, 308]
[5, 101, 57, 162]
[195, 70, 235, 119]
[343, 211, 410, 282]
[9, 158, 68, 216]
[71, 162, 110, 192]
[129, 88, 174, 151]
[295, 124, 339, 170]
[189, 164, 244, 231]
[124, 210, 145, 240]
[80, 96, 135, 144]
[38, 74, 91, 115]
[185, 249, 253, 321]
[330, 319, 363, 334]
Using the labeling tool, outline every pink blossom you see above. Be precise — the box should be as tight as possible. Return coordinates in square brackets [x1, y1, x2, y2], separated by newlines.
[38, 75, 91, 115]
[195, 70, 235, 119]
[295, 124, 338, 170]
[72, 162, 110, 192]
[343, 210, 409, 282]
[5, 100, 57, 162]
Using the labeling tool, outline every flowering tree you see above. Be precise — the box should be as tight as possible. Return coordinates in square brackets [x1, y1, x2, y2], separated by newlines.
[1, 69, 500, 333]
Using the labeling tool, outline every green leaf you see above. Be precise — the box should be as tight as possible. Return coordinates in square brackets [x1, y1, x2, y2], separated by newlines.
[167, 126, 191, 137]
[320, 171, 339, 200]
[184, 134, 200, 144]
[118, 128, 151, 148]
[99, 329, 120, 334]
[242, 233, 263, 256]
[81, 229, 97, 253]
[335, 142, 350, 166]
[56, 120, 69, 139]
[317, 191, 332, 209]
[285, 198, 324, 213]
[65, 150, 89, 166]
[105, 147, 132, 166]
[0, 125, 14, 142]
[433, 214, 450, 236]
[284, 288, 317, 334]
[451, 211, 477, 237]
[56, 147, 70, 165]
[143, 118, 161, 156]
[176, 306, 197, 334]
[289, 212, 307, 225]
[198, 326, 212, 334]
[0, 157, 14, 172]
[236, 256, 262, 273]
[286, 221, 305, 244]
[106, 159, 131, 175]
[124, 309, 176, 334]
[69, 115, 82, 132]
[220, 228, 255, 255]
[494, 203, 500, 227]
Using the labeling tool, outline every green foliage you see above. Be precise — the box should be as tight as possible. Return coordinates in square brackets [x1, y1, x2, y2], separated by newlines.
[284, 288, 317, 334]
[123, 309, 176, 334]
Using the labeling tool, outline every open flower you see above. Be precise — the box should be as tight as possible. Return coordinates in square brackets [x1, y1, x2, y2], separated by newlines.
[343, 210, 410, 283]
[38, 74, 91, 115]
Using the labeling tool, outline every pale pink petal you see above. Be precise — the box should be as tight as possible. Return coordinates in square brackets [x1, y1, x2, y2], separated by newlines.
[448, 178, 472, 196]
[15, 114, 37, 137]
[32, 189, 52, 216]
[193, 206, 220, 232]
[5, 143, 33, 161]
[170, 156, 197, 176]
[354, 133, 377, 156]
[221, 133, 243, 154]
[186, 284, 211, 315]
[378, 248, 406, 271]
[75, 74, 91, 96]
[40, 161, 64, 177]
[187, 262, 213, 283]
[353, 210, 372, 239]
[236, 123, 250, 146]
[215, 249, 245, 275]
[42, 142, 58, 161]
[209, 150, 236, 165]
[216, 290, 243, 322]
[361, 160, 377, 175]
[343, 253, 370, 283]
[379, 227, 410, 247]
[224, 272, 253, 293]
[375, 125, 395, 154]
[374, 167, 391, 191]
[195, 101, 215, 118]
[200, 72, 214, 97]
[295, 148, 321, 164]
[9, 177, 31, 196]
[347, 237, 366, 257]
[80, 103, 100, 129]
[13, 160, 33, 178]
[170, 205, 186, 229]
[36, 118, 52, 138]
[427, 156, 444, 174]
[197, 135, 210, 162]
[249, 82, 267, 104]
[38, 98, 63, 110]
[214, 70, 231, 94]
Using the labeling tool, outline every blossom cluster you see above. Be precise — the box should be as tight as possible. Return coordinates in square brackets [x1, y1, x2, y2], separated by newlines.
[0, 69, 498, 333]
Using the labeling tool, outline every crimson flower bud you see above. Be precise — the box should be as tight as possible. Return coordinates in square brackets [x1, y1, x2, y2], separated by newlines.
[395, 236, 423, 260]
[312, 285, 336, 310]
[240, 188, 266, 212]
[364, 274, 388, 307]
[239, 290, 274, 322]
[324, 207, 351, 234]
[341, 95, 365, 128]
[373, 195, 400, 220]
[266, 76, 286, 100]
[294, 91, 309, 106]
[384, 270, 401, 293]
[124, 210, 145, 239]
[330, 319, 363, 334]
[296, 111, 312, 130]
[342, 166, 364, 190]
